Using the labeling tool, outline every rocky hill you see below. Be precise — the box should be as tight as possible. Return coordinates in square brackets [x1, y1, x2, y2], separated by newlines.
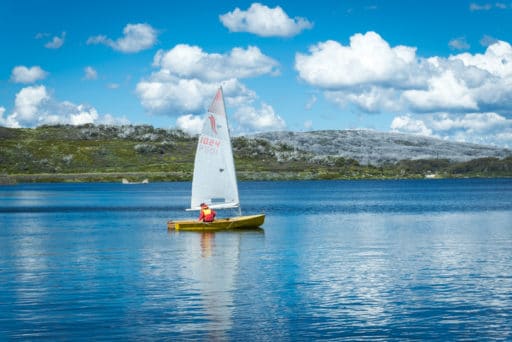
[1, 124, 511, 182]
[249, 130, 511, 165]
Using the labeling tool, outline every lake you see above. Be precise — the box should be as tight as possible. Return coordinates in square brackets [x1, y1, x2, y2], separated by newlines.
[1, 179, 511, 340]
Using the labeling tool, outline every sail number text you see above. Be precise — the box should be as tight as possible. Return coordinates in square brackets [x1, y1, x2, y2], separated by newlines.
[199, 136, 221, 154]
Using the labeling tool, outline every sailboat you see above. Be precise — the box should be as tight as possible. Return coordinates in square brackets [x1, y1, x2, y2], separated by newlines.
[168, 87, 265, 231]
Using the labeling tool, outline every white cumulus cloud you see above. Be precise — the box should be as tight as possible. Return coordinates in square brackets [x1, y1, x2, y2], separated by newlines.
[391, 112, 512, 147]
[391, 114, 433, 136]
[136, 77, 216, 114]
[233, 103, 286, 133]
[295, 32, 417, 88]
[136, 43, 284, 133]
[294, 31, 512, 115]
[220, 3, 312, 37]
[152, 44, 279, 82]
[430, 112, 508, 133]
[0, 86, 129, 128]
[402, 70, 478, 112]
[12, 85, 49, 126]
[451, 40, 512, 78]
[176, 114, 204, 135]
[326, 86, 402, 113]
[87, 23, 158, 53]
[10, 66, 48, 84]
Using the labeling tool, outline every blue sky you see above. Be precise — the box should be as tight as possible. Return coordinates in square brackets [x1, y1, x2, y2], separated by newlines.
[1, 0, 512, 147]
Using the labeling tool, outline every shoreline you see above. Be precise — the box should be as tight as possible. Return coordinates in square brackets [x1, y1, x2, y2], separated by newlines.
[1, 172, 510, 185]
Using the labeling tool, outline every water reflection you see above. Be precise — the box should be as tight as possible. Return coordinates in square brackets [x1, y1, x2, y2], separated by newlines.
[200, 232, 214, 258]
[169, 229, 263, 339]
[12, 220, 50, 327]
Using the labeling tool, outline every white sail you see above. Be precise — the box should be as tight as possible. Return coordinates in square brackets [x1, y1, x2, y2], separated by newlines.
[189, 87, 240, 210]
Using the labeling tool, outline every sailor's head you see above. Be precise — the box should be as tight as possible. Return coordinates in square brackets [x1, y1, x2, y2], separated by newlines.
[200, 203, 208, 208]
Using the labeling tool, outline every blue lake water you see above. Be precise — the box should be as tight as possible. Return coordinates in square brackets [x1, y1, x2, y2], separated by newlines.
[1, 179, 511, 340]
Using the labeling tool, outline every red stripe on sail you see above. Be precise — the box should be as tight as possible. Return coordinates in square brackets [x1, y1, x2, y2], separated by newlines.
[208, 114, 217, 134]
[208, 88, 223, 115]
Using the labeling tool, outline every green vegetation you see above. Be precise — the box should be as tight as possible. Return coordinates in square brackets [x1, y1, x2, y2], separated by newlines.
[1, 124, 511, 184]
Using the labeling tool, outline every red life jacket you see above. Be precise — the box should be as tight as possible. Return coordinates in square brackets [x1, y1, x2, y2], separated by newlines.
[201, 208, 216, 222]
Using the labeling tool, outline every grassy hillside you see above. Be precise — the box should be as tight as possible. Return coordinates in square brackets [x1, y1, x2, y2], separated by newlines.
[0, 125, 194, 182]
[1, 124, 511, 183]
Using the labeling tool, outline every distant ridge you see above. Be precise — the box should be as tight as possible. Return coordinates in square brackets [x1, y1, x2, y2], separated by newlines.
[1, 124, 511, 182]
[249, 130, 511, 165]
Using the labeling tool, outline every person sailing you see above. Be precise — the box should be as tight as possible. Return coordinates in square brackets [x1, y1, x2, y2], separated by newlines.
[198, 203, 216, 222]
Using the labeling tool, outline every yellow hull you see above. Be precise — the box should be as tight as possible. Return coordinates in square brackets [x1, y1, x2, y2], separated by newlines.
[168, 214, 265, 231]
